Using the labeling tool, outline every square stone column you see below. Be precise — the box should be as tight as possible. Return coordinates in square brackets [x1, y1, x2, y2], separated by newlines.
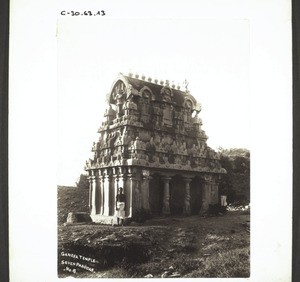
[162, 177, 171, 215]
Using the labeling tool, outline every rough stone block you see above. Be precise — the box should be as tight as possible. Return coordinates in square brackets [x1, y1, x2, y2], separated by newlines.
[66, 212, 92, 224]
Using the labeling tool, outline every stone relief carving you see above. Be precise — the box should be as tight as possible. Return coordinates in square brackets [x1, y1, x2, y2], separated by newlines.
[86, 75, 224, 174]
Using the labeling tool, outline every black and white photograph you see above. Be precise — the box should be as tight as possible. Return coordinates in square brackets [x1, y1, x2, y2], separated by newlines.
[9, 0, 292, 281]
[57, 17, 250, 278]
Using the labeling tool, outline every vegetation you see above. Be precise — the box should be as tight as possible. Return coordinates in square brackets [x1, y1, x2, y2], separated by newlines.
[218, 148, 250, 204]
[76, 173, 89, 189]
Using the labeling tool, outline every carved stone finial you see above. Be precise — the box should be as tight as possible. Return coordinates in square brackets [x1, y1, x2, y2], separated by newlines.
[183, 79, 189, 92]
[135, 73, 139, 79]
[141, 74, 146, 80]
[148, 77, 152, 82]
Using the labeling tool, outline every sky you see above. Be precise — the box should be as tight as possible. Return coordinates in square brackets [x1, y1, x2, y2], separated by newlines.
[57, 18, 250, 186]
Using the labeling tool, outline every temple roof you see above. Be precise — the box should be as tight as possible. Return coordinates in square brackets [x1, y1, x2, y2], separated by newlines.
[108, 73, 201, 112]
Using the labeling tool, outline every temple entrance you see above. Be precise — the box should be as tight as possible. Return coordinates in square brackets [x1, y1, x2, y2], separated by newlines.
[190, 177, 203, 214]
[149, 174, 164, 215]
[170, 175, 185, 215]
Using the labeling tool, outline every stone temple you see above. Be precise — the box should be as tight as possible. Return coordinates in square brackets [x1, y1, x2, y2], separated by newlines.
[85, 73, 226, 223]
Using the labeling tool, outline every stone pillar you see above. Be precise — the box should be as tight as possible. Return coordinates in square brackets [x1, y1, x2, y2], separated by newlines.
[103, 171, 111, 216]
[141, 170, 151, 210]
[90, 176, 97, 215]
[125, 173, 136, 217]
[109, 173, 117, 216]
[200, 179, 211, 214]
[99, 174, 104, 215]
[88, 176, 93, 213]
[211, 180, 220, 205]
[162, 177, 171, 215]
[95, 172, 101, 214]
[183, 178, 192, 215]
[113, 174, 119, 216]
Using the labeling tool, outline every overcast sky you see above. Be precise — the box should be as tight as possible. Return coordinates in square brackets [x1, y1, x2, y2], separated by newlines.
[57, 18, 250, 186]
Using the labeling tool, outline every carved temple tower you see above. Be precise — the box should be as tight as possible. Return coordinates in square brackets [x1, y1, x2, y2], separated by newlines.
[85, 73, 226, 223]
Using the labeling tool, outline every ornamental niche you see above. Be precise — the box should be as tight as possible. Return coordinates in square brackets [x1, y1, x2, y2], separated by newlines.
[85, 73, 226, 224]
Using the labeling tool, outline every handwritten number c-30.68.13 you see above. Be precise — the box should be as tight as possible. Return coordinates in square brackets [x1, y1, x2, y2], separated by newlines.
[60, 11, 106, 16]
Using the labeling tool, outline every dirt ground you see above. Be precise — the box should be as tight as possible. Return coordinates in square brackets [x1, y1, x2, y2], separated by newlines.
[57, 187, 250, 278]
[58, 214, 250, 278]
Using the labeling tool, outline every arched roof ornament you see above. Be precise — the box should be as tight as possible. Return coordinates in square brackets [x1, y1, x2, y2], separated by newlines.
[183, 96, 195, 110]
[108, 73, 138, 104]
[139, 86, 155, 101]
[160, 86, 174, 103]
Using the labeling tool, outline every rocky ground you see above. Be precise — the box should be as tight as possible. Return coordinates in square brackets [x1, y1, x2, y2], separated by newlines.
[57, 187, 250, 278]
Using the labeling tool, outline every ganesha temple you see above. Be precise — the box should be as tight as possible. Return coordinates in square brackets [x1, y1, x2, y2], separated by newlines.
[85, 73, 226, 223]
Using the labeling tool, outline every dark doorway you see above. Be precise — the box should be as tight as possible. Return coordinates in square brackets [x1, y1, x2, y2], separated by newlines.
[149, 174, 164, 215]
[190, 177, 202, 214]
[170, 175, 185, 215]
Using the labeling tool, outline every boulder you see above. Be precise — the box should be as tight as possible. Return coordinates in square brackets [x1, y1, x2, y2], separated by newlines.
[66, 212, 92, 224]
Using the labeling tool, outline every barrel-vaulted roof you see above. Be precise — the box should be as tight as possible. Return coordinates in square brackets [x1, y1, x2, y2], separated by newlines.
[108, 73, 201, 112]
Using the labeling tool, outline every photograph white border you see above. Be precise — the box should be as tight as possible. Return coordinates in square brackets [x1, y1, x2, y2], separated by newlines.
[9, 0, 292, 281]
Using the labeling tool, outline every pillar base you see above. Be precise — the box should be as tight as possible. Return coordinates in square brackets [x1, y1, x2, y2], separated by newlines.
[91, 214, 132, 225]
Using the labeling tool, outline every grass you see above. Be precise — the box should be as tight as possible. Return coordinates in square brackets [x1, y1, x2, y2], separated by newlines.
[57, 186, 250, 278]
